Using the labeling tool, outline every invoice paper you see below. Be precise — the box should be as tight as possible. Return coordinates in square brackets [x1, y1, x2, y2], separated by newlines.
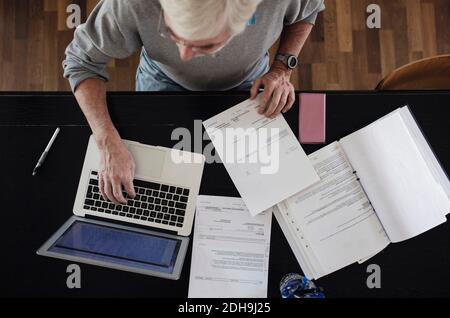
[188, 195, 272, 298]
[203, 95, 319, 216]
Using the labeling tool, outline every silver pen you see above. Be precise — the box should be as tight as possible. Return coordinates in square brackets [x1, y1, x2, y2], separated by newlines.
[32, 128, 60, 176]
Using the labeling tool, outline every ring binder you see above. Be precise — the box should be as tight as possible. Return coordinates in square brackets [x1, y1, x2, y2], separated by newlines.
[274, 106, 449, 279]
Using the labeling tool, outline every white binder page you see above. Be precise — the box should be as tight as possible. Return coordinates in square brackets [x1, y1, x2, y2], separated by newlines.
[203, 95, 319, 216]
[399, 107, 450, 204]
[273, 205, 315, 279]
[188, 196, 272, 298]
[278, 142, 390, 278]
[341, 111, 449, 242]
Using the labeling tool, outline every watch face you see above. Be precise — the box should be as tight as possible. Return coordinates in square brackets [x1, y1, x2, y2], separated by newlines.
[287, 56, 298, 69]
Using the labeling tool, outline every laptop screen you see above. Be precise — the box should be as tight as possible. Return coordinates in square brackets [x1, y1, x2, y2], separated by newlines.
[48, 220, 181, 274]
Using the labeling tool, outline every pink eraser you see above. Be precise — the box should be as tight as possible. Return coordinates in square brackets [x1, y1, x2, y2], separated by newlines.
[299, 93, 326, 144]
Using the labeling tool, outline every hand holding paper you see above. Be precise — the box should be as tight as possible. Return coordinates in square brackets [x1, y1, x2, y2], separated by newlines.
[203, 94, 319, 216]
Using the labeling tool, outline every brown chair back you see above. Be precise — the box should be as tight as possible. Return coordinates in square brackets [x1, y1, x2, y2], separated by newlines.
[376, 55, 450, 90]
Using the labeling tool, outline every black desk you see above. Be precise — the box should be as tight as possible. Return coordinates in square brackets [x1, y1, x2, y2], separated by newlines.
[0, 91, 449, 298]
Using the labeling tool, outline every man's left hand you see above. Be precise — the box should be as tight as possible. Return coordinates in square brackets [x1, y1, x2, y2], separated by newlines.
[250, 62, 295, 118]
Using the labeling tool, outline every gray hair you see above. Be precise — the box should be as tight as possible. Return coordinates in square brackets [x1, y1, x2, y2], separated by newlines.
[159, 0, 262, 41]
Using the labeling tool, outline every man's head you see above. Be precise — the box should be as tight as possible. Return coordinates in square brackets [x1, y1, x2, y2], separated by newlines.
[159, 0, 262, 61]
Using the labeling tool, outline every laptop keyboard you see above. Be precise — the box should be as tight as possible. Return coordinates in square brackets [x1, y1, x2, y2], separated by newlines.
[83, 171, 189, 228]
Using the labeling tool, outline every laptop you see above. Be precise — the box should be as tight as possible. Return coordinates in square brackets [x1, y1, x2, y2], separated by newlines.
[37, 136, 205, 280]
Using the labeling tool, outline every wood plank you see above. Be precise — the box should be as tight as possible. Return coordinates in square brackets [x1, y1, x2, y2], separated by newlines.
[299, 63, 312, 90]
[411, 51, 424, 61]
[406, 0, 424, 52]
[106, 67, 116, 91]
[116, 57, 130, 68]
[421, 2, 437, 57]
[14, 0, 29, 39]
[353, 30, 370, 89]
[366, 29, 382, 74]
[57, 0, 72, 31]
[351, 0, 369, 31]
[290, 64, 301, 90]
[327, 83, 341, 90]
[29, 0, 44, 19]
[337, 53, 354, 90]
[27, 0, 44, 90]
[107, 59, 116, 68]
[323, 0, 338, 63]
[391, 6, 409, 68]
[379, 0, 393, 30]
[367, 73, 382, 89]
[115, 66, 132, 91]
[87, 0, 100, 15]
[0, 0, 446, 91]
[12, 39, 28, 90]
[326, 63, 339, 86]
[1, 62, 14, 90]
[129, 52, 141, 90]
[0, 0, 4, 64]
[310, 11, 324, 43]
[434, 0, 450, 54]
[311, 63, 327, 90]
[300, 41, 324, 64]
[1, 0, 14, 62]
[43, 11, 58, 90]
[336, 0, 353, 52]
[44, 0, 57, 12]
[379, 30, 396, 77]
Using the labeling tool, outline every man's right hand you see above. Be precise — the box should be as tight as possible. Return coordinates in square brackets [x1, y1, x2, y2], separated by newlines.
[73, 78, 136, 204]
[98, 134, 136, 205]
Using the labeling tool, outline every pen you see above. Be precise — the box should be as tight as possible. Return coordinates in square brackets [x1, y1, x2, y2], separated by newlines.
[32, 128, 60, 176]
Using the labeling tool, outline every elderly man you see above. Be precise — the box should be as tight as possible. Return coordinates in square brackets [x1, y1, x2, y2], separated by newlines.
[63, 0, 325, 204]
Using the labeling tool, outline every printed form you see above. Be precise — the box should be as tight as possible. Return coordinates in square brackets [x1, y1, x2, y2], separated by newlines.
[188, 196, 272, 298]
[277, 142, 390, 277]
[203, 95, 319, 216]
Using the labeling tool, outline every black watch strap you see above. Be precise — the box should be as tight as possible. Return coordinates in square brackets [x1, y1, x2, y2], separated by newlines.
[275, 54, 298, 70]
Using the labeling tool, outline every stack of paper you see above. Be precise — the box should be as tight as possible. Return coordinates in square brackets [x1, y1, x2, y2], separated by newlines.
[203, 95, 319, 216]
[188, 196, 272, 298]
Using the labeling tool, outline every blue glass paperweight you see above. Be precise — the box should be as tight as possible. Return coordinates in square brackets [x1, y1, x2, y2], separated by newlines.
[280, 273, 325, 298]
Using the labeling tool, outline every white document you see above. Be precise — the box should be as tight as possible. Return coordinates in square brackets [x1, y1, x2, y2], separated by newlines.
[399, 107, 450, 201]
[276, 142, 390, 279]
[188, 195, 272, 298]
[203, 95, 319, 216]
[341, 110, 449, 242]
[274, 107, 449, 279]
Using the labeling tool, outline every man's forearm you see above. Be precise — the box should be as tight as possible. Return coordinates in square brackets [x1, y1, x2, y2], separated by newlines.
[273, 22, 313, 72]
[74, 78, 121, 149]
[251, 21, 314, 115]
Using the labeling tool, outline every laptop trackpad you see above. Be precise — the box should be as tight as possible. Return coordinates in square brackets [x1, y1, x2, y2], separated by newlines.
[128, 144, 166, 179]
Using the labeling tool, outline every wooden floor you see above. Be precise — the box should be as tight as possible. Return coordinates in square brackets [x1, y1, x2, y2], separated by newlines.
[0, 0, 449, 91]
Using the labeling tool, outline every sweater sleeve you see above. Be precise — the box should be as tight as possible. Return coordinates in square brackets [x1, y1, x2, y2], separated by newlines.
[62, 0, 142, 91]
[284, 0, 326, 26]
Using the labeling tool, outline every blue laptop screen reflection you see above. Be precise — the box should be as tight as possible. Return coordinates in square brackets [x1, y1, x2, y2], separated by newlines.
[49, 221, 180, 273]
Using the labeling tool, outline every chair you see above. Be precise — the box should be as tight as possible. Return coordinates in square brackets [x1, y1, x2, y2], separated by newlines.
[376, 55, 450, 90]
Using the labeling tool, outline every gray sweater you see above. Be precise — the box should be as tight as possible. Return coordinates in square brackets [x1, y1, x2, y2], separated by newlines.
[63, 0, 325, 91]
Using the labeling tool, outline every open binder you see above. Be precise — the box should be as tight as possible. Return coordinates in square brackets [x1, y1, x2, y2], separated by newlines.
[275, 106, 450, 279]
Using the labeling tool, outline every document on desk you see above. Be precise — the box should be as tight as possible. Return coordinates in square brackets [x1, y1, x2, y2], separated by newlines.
[203, 94, 319, 216]
[188, 195, 272, 298]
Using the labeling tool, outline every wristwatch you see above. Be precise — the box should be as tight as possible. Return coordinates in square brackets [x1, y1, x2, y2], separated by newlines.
[275, 53, 299, 70]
